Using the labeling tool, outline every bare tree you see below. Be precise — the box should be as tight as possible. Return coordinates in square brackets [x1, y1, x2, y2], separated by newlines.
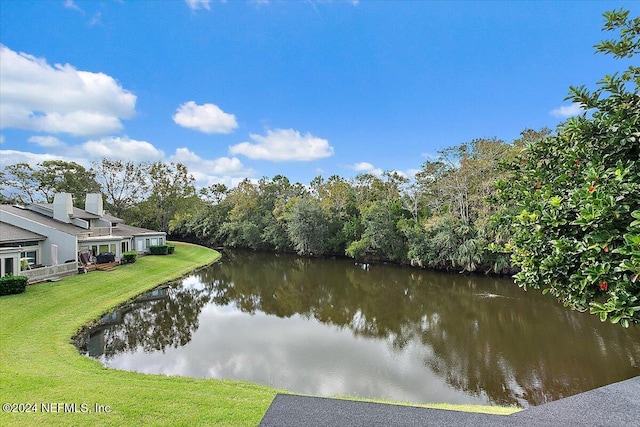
[92, 159, 150, 217]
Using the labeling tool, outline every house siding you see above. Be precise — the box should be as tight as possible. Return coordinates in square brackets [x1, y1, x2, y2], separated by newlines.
[79, 236, 128, 261]
[0, 247, 21, 277]
[0, 210, 78, 265]
[1, 193, 166, 281]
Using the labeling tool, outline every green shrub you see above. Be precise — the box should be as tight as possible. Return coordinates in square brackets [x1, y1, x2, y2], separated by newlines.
[0, 275, 28, 296]
[149, 245, 169, 255]
[121, 251, 138, 264]
[497, 10, 640, 327]
[167, 245, 175, 254]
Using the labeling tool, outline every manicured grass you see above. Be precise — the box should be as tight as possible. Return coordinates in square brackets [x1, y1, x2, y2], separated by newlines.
[0, 242, 277, 426]
[0, 242, 517, 426]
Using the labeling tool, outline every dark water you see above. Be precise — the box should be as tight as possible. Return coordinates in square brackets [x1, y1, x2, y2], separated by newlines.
[78, 250, 640, 407]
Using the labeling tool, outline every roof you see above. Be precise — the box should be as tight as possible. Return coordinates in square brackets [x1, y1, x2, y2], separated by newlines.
[0, 222, 47, 244]
[0, 203, 164, 239]
[0, 205, 85, 236]
[34, 203, 101, 220]
[31, 203, 123, 223]
[114, 223, 166, 237]
[102, 213, 123, 223]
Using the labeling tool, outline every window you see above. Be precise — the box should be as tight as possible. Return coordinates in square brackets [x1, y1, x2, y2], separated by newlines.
[137, 240, 144, 252]
[0, 240, 37, 248]
[20, 250, 37, 266]
[99, 244, 109, 254]
[4, 257, 14, 276]
[151, 238, 158, 246]
[159, 237, 164, 245]
[145, 238, 150, 249]
[121, 241, 129, 253]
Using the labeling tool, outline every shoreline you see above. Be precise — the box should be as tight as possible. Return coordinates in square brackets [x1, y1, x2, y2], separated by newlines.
[0, 241, 517, 426]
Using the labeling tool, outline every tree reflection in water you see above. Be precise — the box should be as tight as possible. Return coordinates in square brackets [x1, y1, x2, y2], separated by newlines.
[80, 250, 640, 407]
[82, 279, 211, 359]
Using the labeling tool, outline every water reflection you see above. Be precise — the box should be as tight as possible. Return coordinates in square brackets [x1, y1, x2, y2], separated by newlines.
[83, 280, 209, 358]
[78, 250, 640, 407]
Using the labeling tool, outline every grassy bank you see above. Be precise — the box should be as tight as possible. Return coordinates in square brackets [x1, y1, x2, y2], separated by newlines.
[0, 242, 517, 426]
[0, 242, 277, 426]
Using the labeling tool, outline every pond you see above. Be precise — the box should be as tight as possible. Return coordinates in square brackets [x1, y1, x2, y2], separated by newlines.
[77, 250, 640, 408]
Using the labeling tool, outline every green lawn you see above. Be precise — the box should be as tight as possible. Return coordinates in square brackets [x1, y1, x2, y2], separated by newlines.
[0, 242, 277, 426]
[0, 242, 518, 426]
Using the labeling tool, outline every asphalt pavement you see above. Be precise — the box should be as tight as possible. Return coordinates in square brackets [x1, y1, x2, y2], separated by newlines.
[259, 376, 640, 427]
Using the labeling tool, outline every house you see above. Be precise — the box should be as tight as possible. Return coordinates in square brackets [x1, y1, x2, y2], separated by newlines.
[0, 192, 166, 279]
[0, 222, 47, 276]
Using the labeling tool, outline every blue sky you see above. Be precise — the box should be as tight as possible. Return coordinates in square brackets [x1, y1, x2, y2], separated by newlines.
[1, 0, 637, 188]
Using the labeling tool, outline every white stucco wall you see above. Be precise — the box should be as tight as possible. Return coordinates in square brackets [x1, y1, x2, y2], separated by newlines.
[0, 211, 78, 265]
[133, 234, 167, 253]
[0, 247, 21, 276]
[79, 236, 126, 261]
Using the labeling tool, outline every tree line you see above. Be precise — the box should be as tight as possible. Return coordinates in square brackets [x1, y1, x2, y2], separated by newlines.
[1, 9, 637, 325]
[0, 159, 196, 233]
[0, 134, 543, 275]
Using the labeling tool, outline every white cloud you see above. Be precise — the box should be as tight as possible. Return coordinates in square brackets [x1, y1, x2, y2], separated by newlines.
[169, 147, 254, 188]
[185, 0, 214, 10]
[550, 102, 582, 118]
[173, 101, 238, 134]
[81, 137, 164, 162]
[0, 143, 253, 190]
[420, 152, 440, 161]
[64, 0, 83, 12]
[0, 45, 136, 136]
[88, 12, 103, 27]
[349, 161, 383, 176]
[28, 135, 65, 148]
[170, 147, 252, 176]
[352, 161, 374, 171]
[0, 149, 70, 168]
[406, 168, 421, 178]
[229, 128, 334, 161]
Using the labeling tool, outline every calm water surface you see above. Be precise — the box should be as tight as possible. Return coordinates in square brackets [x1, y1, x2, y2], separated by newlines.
[78, 250, 640, 407]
